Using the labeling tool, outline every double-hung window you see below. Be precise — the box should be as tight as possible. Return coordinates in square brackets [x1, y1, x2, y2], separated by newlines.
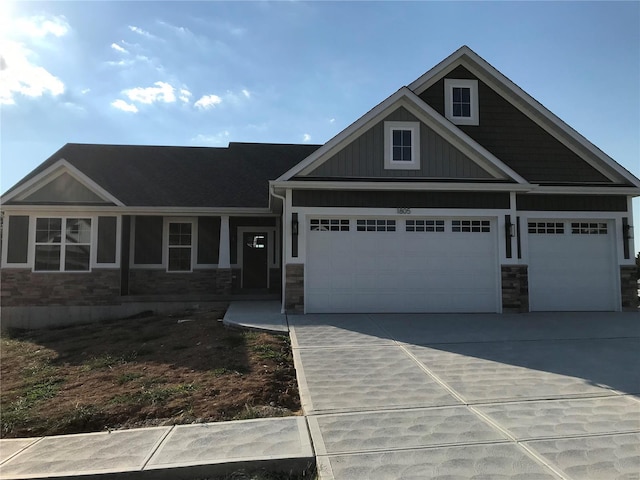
[444, 79, 479, 125]
[168, 222, 193, 272]
[35, 217, 92, 271]
[384, 121, 420, 170]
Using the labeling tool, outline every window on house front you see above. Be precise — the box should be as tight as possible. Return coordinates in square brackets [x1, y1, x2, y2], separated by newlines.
[168, 222, 192, 271]
[444, 79, 479, 125]
[384, 121, 420, 170]
[452, 87, 471, 118]
[34, 217, 91, 271]
[392, 129, 412, 162]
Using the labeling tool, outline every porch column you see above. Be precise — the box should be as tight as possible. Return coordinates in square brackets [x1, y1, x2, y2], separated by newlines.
[218, 215, 230, 268]
[216, 215, 232, 296]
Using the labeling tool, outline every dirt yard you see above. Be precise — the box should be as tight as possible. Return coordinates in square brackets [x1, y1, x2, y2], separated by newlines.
[0, 308, 300, 438]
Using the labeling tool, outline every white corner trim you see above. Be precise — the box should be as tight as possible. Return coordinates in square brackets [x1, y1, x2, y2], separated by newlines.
[2, 159, 126, 206]
[383, 121, 421, 170]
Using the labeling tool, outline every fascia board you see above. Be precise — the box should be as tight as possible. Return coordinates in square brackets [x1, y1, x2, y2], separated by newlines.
[408, 45, 473, 92]
[2, 159, 126, 206]
[531, 186, 640, 196]
[0, 205, 276, 215]
[410, 47, 640, 187]
[275, 88, 410, 181]
[271, 180, 534, 192]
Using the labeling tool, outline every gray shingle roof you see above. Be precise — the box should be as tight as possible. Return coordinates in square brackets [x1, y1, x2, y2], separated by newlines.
[6, 143, 320, 208]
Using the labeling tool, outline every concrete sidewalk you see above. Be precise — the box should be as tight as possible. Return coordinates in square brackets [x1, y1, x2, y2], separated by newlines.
[1, 301, 304, 480]
[290, 312, 640, 480]
[0, 417, 314, 480]
[223, 301, 288, 333]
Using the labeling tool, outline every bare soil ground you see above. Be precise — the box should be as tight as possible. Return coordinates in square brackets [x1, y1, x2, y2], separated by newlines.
[0, 308, 300, 438]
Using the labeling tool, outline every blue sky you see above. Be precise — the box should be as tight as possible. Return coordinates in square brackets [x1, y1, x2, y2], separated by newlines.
[1, 1, 639, 248]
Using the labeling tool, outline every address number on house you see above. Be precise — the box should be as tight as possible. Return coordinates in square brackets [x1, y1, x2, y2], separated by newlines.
[396, 208, 411, 214]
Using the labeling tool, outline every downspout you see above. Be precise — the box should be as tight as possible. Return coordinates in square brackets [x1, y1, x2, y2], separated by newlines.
[270, 184, 287, 314]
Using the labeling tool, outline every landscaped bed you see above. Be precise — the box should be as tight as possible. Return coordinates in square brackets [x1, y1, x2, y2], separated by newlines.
[0, 308, 300, 438]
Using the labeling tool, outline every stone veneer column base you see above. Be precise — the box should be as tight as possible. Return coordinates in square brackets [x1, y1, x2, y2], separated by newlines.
[215, 269, 233, 296]
[285, 264, 304, 314]
[620, 265, 639, 311]
[501, 265, 529, 313]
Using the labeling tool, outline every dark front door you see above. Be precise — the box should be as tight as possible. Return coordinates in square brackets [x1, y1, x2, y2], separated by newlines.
[242, 232, 268, 289]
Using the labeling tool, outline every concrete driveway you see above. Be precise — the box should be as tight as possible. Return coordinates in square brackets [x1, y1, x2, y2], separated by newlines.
[289, 312, 640, 480]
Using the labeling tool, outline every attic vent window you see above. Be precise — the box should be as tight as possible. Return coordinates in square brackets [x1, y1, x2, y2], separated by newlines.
[444, 79, 479, 126]
[384, 121, 420, 170]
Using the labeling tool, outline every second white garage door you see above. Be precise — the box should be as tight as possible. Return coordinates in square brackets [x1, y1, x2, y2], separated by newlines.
[306, 218, 499, 313]
[527, 220, 617, 311]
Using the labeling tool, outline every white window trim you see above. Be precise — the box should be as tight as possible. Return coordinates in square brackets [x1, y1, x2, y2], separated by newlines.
[384, 121, 421, 170]
[444, 79, 479, 126]
[32, 216, 93, 273]
[165, 218, 196, 273]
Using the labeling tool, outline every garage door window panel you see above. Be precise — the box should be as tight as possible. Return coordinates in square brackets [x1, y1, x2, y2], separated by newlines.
[571, 222, 607, 235]
[528, 222, 565, 234]
[309, 219, 349, 232]
[356, 219, 396, 232]
[406, 220, 445, 232]
[452, 220, 490, 233]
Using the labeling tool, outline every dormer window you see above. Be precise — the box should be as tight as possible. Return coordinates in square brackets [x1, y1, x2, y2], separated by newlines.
[444, 79, 479, 126]
[384, 121, 420, 170]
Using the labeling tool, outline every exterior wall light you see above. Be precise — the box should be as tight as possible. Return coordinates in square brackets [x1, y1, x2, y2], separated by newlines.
[506, 218, 515, 238]
[291, 215, 299, 236]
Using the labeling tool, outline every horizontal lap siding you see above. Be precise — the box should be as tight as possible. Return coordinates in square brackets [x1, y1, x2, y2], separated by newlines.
[419, 66, 611, 183]
[516, 194, 627, 211]
[292, 190, 509, 209]
[308, 107, 492, 179]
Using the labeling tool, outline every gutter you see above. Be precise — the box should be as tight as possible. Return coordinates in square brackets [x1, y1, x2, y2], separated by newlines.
[270, 184, 287, 314]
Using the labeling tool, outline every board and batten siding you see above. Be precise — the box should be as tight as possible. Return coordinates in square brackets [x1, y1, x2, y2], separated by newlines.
[419, 65, 611, 184]
[306, 107, 493, 179]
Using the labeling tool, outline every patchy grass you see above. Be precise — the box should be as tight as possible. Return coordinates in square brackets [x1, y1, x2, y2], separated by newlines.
[1, 309, 300, 438]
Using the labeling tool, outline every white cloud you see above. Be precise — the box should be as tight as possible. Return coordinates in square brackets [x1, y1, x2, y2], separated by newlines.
[194, 94, 222, 109]
[111, 43, 128, 54]
[81, 88, 91, 95]
[15, 15, 70, 38]
[0, 41, 65, 105]
[242, 89, 251, 99]
[179, 88, 192, 103]
[111, 99, 138, 113]
[329, 118, 335, 124]
[128, 25, 154, 38]
[302, 133, 311, 142]
[192, 131, 230, 145]
[123, 81, 176, 104]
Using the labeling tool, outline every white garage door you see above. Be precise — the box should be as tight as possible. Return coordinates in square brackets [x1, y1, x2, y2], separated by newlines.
[528, 220, 617, 311]
[306, 218, 499, 313]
